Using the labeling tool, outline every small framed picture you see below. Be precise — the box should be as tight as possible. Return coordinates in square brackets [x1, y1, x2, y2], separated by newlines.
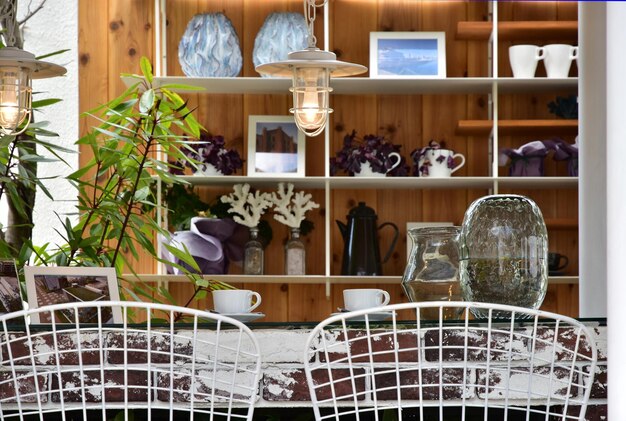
[247, 115, 305, 177]
[370, 32, 446, 78]
[24, 266, 122, 324]
[0, 259, 23, 314]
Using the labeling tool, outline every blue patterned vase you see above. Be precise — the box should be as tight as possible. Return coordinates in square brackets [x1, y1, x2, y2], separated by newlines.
[253, 12, 308, 78]
[178, 13, 242, 77]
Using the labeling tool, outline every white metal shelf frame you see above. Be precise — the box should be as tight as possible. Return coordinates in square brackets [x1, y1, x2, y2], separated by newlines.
[149, 0, 579, 289]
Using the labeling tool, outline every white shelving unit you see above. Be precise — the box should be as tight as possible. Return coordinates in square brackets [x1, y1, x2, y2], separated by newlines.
[139, 0, 580, 290]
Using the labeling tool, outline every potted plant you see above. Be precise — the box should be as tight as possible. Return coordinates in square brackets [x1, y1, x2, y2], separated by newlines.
[30, 57, 235, 311]
[175, 132, 243, 176]
[330, 130, 408, 177]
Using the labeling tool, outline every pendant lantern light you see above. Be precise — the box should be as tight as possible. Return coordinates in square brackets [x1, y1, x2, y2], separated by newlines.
[255, 0, 367, 137]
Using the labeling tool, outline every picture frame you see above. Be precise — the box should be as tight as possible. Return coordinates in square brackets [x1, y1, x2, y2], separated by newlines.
[24, 266, 122, 324]
[0, 259, 23, 314]
[370, 32, 446, 78]
[247, 115, 305, 177]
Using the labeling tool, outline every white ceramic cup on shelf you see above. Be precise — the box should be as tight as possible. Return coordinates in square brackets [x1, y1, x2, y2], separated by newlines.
[343, 288, 391, 311]
[355, 152, 402, 177]
[418, 149, 465, 178]
[543, 44, 578, 78]
[212, 289, 262, 314]
[509, 45, 545, 78]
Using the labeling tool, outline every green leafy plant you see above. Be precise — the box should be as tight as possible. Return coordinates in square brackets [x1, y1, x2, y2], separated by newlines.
[32, 57, 232, 313]
[0, 100, 70, 264]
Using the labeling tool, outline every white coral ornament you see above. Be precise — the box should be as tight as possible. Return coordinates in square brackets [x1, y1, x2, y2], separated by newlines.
[220, 184, 272, 227]
[270, 182, 320, 228]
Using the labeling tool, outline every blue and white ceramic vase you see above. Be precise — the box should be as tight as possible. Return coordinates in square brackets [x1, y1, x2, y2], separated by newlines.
[253, 12, 308, 78]
[178, 13, 242, 77]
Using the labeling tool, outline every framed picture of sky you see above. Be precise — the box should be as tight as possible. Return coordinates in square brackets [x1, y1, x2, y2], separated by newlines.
[370, 32, 446, 78]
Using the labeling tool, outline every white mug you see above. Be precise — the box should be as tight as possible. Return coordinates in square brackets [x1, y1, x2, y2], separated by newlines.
[543, 44, 578, 78]
[355, 152, 401, 177]
[212, 290, 262, 314]
[343, 288, 391, 311]
[418, 149, 465, 178]
[509, 45, 545, 78]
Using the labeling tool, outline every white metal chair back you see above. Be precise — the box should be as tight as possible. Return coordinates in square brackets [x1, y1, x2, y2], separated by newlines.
[304, 301, 597, 421]
[0, 300, 261, 420]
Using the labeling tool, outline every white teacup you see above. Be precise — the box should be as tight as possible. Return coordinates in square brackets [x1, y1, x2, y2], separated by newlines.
[343, 288, 391, 311]
[509, 45, 545, 78]
[543, 44, 578, 78]
[212, 289, 261, 314]
[418, 149, 465, 178]
[355, 153, 401, 177]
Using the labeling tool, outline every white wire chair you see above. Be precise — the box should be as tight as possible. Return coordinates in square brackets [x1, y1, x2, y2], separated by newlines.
[304, 301, 597, 421]
[0, 300, 261, 420]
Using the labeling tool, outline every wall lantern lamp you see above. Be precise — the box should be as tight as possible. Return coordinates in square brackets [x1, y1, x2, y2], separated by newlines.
[255, 0, 367, 137]
[0, 46, 66, 136]
[0, 0, 67, 136]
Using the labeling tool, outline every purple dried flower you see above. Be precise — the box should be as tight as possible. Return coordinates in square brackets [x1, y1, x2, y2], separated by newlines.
[183, 132, 244, 175]
[169, 160, 186, 176]
[330, 130, 409, 176]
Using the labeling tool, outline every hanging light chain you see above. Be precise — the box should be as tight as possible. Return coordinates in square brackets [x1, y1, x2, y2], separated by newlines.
[303, 0, 328, 49]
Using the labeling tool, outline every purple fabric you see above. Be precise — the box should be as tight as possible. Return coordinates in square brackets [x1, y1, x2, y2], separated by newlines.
[161, 217, 246, 275]
[499, 140, 558, 177]
[553, 137, 579, 177]
[509, 157, 545, 177]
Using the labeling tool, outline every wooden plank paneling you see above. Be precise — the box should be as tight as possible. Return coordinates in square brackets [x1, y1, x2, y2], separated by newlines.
[457, 21, 577, 41]
[78, 0, 109, 142]
[79, 0, 580, 320]
[106, 0, 156, 276]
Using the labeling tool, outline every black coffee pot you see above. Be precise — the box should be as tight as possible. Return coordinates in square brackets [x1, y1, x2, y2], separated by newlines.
[336, 202, 399, 276]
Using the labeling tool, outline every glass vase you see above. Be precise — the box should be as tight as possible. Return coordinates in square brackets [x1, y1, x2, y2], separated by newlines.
[285, 227, 306, 275]
[401, 226, 462, 320]
[243, 227, 264, 275]
[459, 194, 548, 318]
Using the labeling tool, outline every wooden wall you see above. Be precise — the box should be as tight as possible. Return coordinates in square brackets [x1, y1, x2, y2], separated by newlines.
[78, 0, 579, 320]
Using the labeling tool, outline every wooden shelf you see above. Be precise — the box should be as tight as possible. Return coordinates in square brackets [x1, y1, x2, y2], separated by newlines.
[457, 21, 578, 41]
[457, 119, 578, 136]
[124, 76, 577, 96]
[122, 274, 579, 285]
[497, 177, 578, 189]
[495, 78, 578, 94]
[176, 175, 328, 189]
[177, 175, 578, 190]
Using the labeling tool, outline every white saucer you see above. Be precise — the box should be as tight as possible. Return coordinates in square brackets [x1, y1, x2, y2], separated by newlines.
[211, 312, 265, 323]
[330, 311, 393, 322]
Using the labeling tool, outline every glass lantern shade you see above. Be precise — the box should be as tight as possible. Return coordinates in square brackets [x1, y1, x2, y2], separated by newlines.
[255, 46, 366, 137]
[290, 66, 332, 137]
[0, 66, 31, 135]
[0, 47, 66, 136]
